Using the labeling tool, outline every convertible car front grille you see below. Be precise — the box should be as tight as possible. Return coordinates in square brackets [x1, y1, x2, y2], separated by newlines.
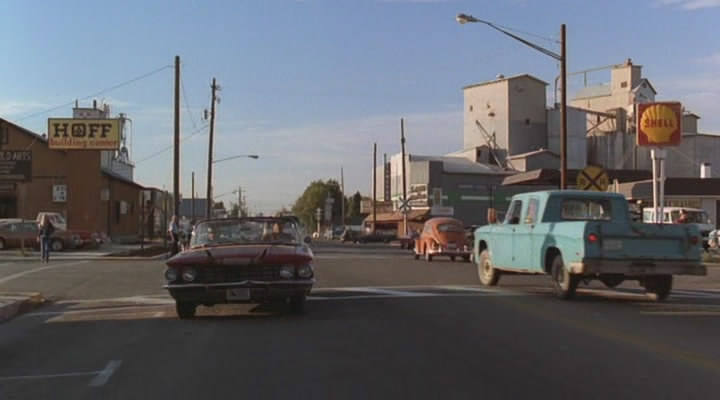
[196, 265, 281, 283]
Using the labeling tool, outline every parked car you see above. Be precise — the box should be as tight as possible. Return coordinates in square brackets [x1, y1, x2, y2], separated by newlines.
[355, 231, 396, 244]
[36, 212, 68, 231]
[413, 217, 471, 262]
[0, 221, 93, 251]
[642, 207, 715, 250]
[163, 217, 315, 319]
[474, 191, 707, 301]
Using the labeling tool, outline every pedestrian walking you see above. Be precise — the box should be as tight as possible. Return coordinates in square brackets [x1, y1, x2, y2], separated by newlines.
[168, 215, 180, 255]
[37, 215, 55, 263]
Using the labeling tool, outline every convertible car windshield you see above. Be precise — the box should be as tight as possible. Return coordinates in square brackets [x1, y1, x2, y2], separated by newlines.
[191, 219, 301, 247]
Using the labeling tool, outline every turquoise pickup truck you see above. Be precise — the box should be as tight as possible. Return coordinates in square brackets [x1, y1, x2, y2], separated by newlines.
[474, 190, 707, 301]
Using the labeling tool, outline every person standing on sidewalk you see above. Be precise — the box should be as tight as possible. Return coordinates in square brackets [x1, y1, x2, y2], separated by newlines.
[168, 215, 180, 255]
[37, 215, 55, 263]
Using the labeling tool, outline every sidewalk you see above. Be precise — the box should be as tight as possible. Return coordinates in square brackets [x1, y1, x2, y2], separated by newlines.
[0, 243, 169, 262]
[0, 292, 44, 322]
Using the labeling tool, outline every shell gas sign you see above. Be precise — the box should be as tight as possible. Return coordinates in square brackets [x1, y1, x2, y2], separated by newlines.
[636, 102, 682, 147]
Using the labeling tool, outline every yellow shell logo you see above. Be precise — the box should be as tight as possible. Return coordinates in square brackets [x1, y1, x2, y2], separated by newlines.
[640, 104, 678, 143]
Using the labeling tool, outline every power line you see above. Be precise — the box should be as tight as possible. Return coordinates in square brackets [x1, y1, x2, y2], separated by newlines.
[13, 64, 174, 123]
[180, 74, 199, 131]
[135, 124, 208, 164]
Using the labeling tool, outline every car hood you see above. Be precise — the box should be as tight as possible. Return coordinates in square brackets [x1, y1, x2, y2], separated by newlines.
[166, 244, 314, 267]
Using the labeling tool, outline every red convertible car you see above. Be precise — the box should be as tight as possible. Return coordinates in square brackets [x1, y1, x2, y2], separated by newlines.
[163, 217, 315, 319]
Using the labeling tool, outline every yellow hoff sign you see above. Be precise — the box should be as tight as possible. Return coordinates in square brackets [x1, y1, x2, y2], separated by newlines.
[47, 118, 120, 150]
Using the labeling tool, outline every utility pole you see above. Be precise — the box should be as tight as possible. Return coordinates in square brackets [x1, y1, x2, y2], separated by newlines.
[560, 24, 568, 190]
[340, 167, 345, 226]
[173, 55, 181, 219]
[206, 77, 219, 219]
[238, 185, 242, 217]
[372, 143, 377, 233]
[191, 171, 195, 222]
[401, 118, 408, 236]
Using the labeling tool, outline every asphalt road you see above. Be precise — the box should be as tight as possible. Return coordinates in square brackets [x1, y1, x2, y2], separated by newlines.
[1, 242, 720, 399]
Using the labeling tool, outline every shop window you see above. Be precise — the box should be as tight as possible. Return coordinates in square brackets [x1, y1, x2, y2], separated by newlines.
[621, 81, 628, 88]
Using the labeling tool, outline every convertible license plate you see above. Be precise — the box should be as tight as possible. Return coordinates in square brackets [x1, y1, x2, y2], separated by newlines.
[602, 239, 623, 251]
[226, 288, 251, 301]
[447, 243, 457, 249]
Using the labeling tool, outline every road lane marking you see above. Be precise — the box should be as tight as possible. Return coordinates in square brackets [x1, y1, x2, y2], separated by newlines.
[0, 360, 122, 385]
[0, 261, 88, 285]
[0, 371, 98, 381]
[88, 360, 122, 387]
[341, 287, 437, 297]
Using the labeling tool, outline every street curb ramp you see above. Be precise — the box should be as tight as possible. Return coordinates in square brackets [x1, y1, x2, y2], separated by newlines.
[0, 292, 44, 323]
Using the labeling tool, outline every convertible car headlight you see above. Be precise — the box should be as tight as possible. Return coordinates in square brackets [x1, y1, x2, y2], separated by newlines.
[182, 267, 197, 282]
[164, 267, 178, 282]
[279, 264, 295, 279]
[297, 264, 313, 278]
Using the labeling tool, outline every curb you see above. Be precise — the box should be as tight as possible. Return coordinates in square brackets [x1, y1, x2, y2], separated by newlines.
[0, 292, 44, 323]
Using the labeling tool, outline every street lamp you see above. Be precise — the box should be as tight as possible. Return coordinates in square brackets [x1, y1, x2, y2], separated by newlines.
[212, 154, 260, 164]
[207, 154, 259, 218]
[457, 13, 568, 189]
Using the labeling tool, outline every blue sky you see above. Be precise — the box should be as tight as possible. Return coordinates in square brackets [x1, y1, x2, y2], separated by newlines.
[2, 0, 719, 214]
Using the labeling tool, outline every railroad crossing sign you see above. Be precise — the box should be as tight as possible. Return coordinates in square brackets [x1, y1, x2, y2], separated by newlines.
[398, 197, 412, 214]
[577, 165, 609, 192]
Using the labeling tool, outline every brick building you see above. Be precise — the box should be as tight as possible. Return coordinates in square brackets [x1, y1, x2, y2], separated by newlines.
[0, 118, 144, 242]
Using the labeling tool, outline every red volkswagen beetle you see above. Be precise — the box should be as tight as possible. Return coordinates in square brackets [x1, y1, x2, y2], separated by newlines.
[163, 217, 315, 319]
[413, 217, 471, 262]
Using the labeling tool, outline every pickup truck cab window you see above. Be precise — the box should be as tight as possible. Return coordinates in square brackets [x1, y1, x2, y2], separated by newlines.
[525, 198, 539, 224]
[505, 200, 523, 225]
[561, 198, 612, 221]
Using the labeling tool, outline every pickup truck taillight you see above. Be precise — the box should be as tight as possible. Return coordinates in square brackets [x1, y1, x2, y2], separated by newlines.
[689, 236, 700, 245]
[587, 233, 599, 243]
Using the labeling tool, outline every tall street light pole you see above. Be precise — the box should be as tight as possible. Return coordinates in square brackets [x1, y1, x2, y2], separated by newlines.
[173, 55, 181, 217]
[207, 154, 259, 217]
[457, 14, 568, 189]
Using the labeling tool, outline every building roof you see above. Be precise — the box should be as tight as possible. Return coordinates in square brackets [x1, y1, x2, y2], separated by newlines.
[507, 149, 559, 160]
[102, 167, 144, 189]
[502, 168, 652, 186]
[684, 111, 701, 119]
[0, 117, 48, 143]
[179, 198, 208, 218]
[631, 78, 657, 95]
[573, 84, 612, 100]
[463, 74, 548, 90]
[410, 154, 510, 175]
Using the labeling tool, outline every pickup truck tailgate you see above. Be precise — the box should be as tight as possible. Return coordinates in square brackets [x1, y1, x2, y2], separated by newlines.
[587, 222, 701, 261]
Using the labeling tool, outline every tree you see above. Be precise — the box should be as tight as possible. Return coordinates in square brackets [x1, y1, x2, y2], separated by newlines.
[292, 179, 343, 229]
[229, 203, 240, 218]
[347, 191, 362, 218]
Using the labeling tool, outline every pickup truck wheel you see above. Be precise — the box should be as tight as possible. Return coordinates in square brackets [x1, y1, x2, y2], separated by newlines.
[644, 275, 673, 301]
[175, 301, 197, 319]
[463, 255, 471, 263]
[0, 238, 5, 250]
[478, 249, 500, 286]
[551, 255, 579, 300]
[413, 251, 420, 260]
[450, 256, 456, 262]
